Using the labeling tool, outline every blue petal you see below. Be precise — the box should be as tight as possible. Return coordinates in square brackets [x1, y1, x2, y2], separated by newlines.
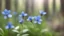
[5, 25, 14, 29]
[21, 11, 24, 16]
[34, 16, 41, 21]
[6, 9, 10, 12]
[38, 21, 41, 24]
[5, 26, 9, 29]
[40, 10, 44, 14]
[4, 16, 7, 19]
[21, 11, 24, 14]
[39, 10, 46, 15]
[4, 9, 8, 12]
[37, 15, 41, 19]
[5, 22, 14, 29]
[8, 14, 12, 18]
[11, 25, 14, 28]
[39, 19, 42, 22]
[19, 19, 24, 24]
[27, 19, 30, 21]
[42, 12, 46, 15]
[27, 16, 32, 21]
[2, 12, 5, 15]
[24, 13, 27, 16]
[21, 11, 27, 17]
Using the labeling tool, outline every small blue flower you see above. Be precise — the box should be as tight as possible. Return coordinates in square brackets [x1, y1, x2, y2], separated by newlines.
[20, 11, 28, 17]
[34, 16, 42, 24]
[18, 15, 24, 24]
[2, 9, 11, 16]
[39, 10, 46, 16]
[8, 14, 12, 18]
[27, 16, 34, 22]
[2, 9, 12, 19]
[19, 18, 24, 24]
[5, 22, 14, 29]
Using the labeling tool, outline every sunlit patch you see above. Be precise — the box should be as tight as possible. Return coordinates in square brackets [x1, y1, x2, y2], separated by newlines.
[34, 0, 44, 9]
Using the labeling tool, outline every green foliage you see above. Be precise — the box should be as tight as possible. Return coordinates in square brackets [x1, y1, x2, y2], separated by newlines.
[0, 11, 56, 36]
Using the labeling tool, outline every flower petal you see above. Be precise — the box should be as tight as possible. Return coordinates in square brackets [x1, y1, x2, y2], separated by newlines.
[24, 13, 27, 16]
[39, 19, 42, 21]
[11, 25, 14, 28]
[38, 21, 41, 24]
[27, 19, 30, 21]
[8, 14, 12, 18]
[4, 16, 7, 19]
[5, 26, 9, 29]
[43, 12, 46, 15]
[2, 12, 5, 15]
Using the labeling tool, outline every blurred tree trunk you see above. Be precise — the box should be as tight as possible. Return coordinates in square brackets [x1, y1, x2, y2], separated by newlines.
[10, 0, 15, 25]
[48, 0, 64, 36]
[1, 0, 5, 11]
[53, 0, 55, 15]
[0, 0, 1, 10]
[11, 0, 16, 11]
[59, 0, 64, 36]
[44, 0, 48, 12]
[25, 0, 29, 13]
[48, 0, 53, 17]
[17, 0, 25, 12]
[25, 0, 34, 15]
[44, 0, 48, 18]
[0, 0, 2, 15]
[5, 0, 10, 10]
[5, 0, 11, 22]
[61, 0, 64, 17]
[15, 0, 17, 11]
[31, 0, 34, 15]
[55, 0, 61, 13]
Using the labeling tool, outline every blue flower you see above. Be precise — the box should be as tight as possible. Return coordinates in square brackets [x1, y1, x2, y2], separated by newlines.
[5, 22, 14, 29]
[27, 16, 34, 22]
[19, 18, 24, 24]
[20, 11, 28, 17]
[2, 9, 12, 19]
[2, 9, 11, 16]
[18, 15, 24, 24]
[39, 10, 46, 16]
[34, 16, 42, 24]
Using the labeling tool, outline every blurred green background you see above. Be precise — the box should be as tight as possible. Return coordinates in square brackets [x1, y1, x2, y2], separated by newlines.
[0, 0, 64, 36]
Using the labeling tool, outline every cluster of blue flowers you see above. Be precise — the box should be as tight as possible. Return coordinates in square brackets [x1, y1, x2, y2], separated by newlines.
[2, 9, 46, 29]
[18, 11, 28, 24]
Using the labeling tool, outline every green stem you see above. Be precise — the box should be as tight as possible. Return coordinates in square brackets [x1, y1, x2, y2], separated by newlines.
[8, 29, 11, 36]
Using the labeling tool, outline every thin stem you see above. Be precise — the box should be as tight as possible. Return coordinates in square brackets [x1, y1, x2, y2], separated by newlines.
[8, 29, 10, 36]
